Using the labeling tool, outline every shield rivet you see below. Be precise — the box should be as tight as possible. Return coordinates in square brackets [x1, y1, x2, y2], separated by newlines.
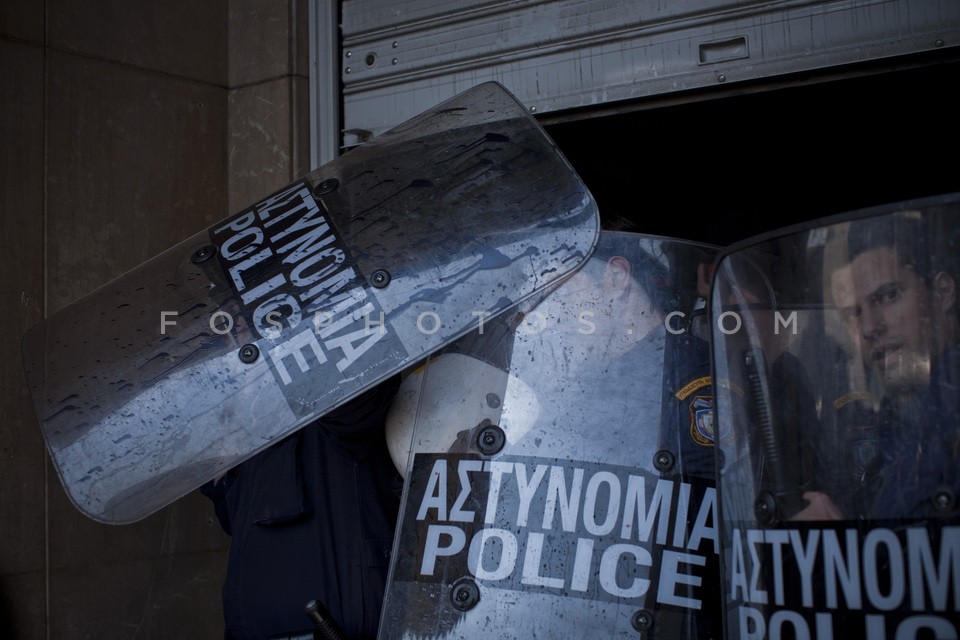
[450, 578, 480, 611]
[631, 609, 654, 632]
[653, 449, 675, 473]
[191, 245, 216, 264]
[239, 344, 259, 364]
[476, 424, 505, 456]
[371, 270, 391, 288]
[932, 486, 956, 513]
[754, 490, 779, 527]
[313, 178, 339, 197]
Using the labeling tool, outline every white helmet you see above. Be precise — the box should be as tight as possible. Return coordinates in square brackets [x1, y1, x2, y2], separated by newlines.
[385, 352, 540, 478]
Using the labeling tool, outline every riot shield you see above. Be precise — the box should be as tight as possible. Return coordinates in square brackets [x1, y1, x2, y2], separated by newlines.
[21, 82, 599, 524]
[380, 232, 720, 639]
[711, 193, 960, 639]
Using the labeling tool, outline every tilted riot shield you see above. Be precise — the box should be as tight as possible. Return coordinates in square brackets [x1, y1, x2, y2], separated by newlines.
[380, 232, 720, 639]
[711, 193, 960, 639]
[21, 82, 599, 524]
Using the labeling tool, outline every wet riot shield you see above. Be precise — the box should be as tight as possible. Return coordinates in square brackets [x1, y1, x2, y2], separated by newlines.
[21, 82, 600, 524]
[711, 193, 960, 639]
[380, 232, 720, 639]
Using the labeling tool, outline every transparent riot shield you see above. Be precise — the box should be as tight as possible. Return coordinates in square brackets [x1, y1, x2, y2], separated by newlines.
[711, 193, 960, 639]
[21, 82, 600, 524]
[380, 232, 720, 639]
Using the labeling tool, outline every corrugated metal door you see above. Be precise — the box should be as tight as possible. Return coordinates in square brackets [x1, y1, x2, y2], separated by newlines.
[339, 0, 960, 146]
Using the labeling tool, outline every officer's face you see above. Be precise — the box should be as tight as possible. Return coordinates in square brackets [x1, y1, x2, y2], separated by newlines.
[522, 256, 656, 370]
[510, 268, 614, 384]
[526, 268, 608, 336]
[843, 246, 933, 395]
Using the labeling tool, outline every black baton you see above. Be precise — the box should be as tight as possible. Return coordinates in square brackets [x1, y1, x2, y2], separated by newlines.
[305, 599, 347, 640]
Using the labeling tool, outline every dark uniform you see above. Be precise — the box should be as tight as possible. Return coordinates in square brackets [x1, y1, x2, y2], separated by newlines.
[657, 330, 721, 640]
[661, 331, 716, 479]
[859, 342, 960, 520]
[202, 377, 401, 639]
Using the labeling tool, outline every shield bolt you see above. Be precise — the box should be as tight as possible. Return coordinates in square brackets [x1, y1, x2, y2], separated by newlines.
[313, 178, 339, 197]
[476, 424, 506, 456]
[238, 344, 260, 364]
[191, 245, 217, 264]
[485, 393, 501, 408]
[631, 609, 654, 632]
[754, 490, 779, 527]
[450, 578, 480, 612]
[653, 449, 675, 473]
[371, 270, 391, 288]
[932, 486, 956, 513]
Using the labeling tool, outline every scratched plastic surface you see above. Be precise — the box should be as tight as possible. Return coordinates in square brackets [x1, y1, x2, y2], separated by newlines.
[710, 195, 960, 638]
[21, 82, 599, 523]
[379, 233, 722, 640]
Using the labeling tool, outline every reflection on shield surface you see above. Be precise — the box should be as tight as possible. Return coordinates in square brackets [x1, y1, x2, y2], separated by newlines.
[22, 82, 600, 524]
[711, 194, 960, 639]
[381, 232, 721, 639]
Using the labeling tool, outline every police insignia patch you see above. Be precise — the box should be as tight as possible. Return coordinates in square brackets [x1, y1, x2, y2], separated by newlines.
[676, 376, 718, 447]
[689, 395, 717, 446]
[674, 376, 711, 401]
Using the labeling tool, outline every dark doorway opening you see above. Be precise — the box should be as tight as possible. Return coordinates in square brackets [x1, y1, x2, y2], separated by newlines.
[545, 53, 960, 246]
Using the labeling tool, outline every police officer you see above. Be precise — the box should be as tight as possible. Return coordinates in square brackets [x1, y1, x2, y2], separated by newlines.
[381, 231, 721, 640]
[202, 377, 401, 639]
[839, 213, 960, 519]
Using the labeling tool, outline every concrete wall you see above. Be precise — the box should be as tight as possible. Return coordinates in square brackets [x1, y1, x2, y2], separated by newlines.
[228, 0, 311, 212]
[0, 1, 311, 637]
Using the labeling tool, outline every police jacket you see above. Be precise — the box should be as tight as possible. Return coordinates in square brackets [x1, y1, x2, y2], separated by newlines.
[861, 342, 960, 520]
[202, 376, 402, 639]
